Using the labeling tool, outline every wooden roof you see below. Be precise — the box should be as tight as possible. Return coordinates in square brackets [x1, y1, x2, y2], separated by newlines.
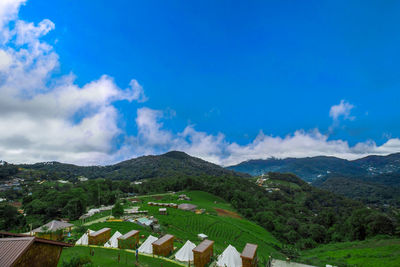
[152, 234, 174, 246]
[192, 239, 214, 253]
[241, 243, 258, 259]
[118, 230, 139, 240]
[90, 228, 111, 237]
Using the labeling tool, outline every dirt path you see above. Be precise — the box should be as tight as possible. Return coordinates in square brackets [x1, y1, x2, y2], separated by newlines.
[214, 208, 242, 219]
[83, 216, 109, 226]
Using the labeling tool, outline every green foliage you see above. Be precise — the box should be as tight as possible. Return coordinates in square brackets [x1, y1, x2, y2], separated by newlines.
[298, 238, 400, 267]
[112, 201, 124, 218]
[0, 204, 25, 231]
[62, 254, 92, 267]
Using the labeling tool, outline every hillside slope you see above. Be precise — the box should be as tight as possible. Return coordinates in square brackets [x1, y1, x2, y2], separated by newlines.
[14, 151, 249, 181]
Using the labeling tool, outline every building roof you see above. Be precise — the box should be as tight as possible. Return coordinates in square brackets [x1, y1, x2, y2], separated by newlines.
[0, 232, 73, 247]
[178, 203, 197, 211]
[0, 233, 73, 267]
[32, 220, 73, 233]
[0, 237, 35, 267]
[241, 243, 258, 259]
[90, 228, 111, 237]
[118, 230, 139, 240]
[152, 234, 174, 246]
[192, 239, 214, 253]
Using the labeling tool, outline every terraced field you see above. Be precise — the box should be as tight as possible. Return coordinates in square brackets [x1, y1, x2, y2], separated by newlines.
[78, 190, 284, 263]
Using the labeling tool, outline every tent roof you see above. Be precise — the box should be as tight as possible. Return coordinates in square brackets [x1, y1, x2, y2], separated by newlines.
[75, 230, 94, 245]
[104, 231, 122, 248]
[175, 240, 196, 262]
[138, 235, 158, 254]
[217, 245, 242, 267]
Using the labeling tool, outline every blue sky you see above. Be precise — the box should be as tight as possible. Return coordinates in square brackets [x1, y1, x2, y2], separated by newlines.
[0, 0, 399, 165]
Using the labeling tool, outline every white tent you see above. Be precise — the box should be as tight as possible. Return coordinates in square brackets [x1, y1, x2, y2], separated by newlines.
[104, 231, 122, 248]
[217, 245, 242, 267]
[75, 229, 94, 245]
[138, 235, 158, 254]
[175, 240, 196, 262]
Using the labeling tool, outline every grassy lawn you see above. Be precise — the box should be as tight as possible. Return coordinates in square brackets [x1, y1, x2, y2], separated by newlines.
[298, 238, 400, 267]
[58, 246, 184, 267]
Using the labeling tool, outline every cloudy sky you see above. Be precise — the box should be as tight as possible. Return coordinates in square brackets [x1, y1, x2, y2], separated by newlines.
[0, 0, 400, 166]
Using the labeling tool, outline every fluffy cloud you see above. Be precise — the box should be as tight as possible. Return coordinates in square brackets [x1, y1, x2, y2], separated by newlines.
[0, 1, 399, 166]
[329, 100, 355, 121]
[0, 1, 144, 165]
[122, 107, 400, 166]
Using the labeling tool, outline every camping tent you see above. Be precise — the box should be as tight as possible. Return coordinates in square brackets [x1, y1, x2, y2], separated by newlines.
[75, 230, 94, 245]
[138, 235, 158, 254]
[104, 231, 122, 248]
[217, 245, 242, 267]
[175, 240, 196, 262]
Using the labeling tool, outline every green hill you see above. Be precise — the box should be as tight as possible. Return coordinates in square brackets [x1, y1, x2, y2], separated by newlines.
[14, 151, 249, 181]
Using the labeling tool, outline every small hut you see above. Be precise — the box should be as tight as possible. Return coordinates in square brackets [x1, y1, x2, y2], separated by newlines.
[241, 243, 258, 267]
[152, 234, 174, 256]
[118, 230, 140, 249]
[32, 220, 73, 241]
[89, 228, 111, 246]
[159, 208, 167, 215]
[178, 203, 197, 211]
[192, 239, 214, 267]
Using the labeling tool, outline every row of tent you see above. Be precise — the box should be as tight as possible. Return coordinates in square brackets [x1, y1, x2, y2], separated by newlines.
[139, 235, 242, 267]
[77, 232, 243, 266]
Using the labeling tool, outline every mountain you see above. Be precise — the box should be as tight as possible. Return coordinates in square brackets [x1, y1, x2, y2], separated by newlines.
[16, 151, 249, 181]
[227, 153, 400, 182]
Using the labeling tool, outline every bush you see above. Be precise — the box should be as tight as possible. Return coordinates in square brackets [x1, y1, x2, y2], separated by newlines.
[62, 254, 92, 267]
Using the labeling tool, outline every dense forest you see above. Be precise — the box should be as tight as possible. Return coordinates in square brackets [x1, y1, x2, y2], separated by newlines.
[15, 151, 249, 181]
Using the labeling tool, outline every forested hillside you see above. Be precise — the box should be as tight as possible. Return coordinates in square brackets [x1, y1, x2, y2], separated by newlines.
[13, 151, 248, 181]
[227, 153, 400, 181]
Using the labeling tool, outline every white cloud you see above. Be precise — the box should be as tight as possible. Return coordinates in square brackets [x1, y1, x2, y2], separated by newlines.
[120, 107, 400, 166]
[0, 2, 144, 165]
[0, 1, 399, 167]
[129, 79, 148, 102]
[329, 99, 355, 121]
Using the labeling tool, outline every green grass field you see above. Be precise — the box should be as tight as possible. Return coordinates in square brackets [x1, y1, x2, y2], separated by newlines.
[298, 238, 400, 267]
[58, 246, 184, 267]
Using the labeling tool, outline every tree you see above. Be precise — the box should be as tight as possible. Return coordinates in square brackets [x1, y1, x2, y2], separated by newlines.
[112, 201, 124, 218]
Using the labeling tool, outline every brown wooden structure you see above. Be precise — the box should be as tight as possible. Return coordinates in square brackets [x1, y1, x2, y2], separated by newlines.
[192, 239, 214, 267]
[152, 234, 174, 256]
[118, 230, 140, 249]
[0, 232, 72, 267]
[159, 208, 167, 215]
[241, 243, 258, 267]
[88, 228, 111, 246]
